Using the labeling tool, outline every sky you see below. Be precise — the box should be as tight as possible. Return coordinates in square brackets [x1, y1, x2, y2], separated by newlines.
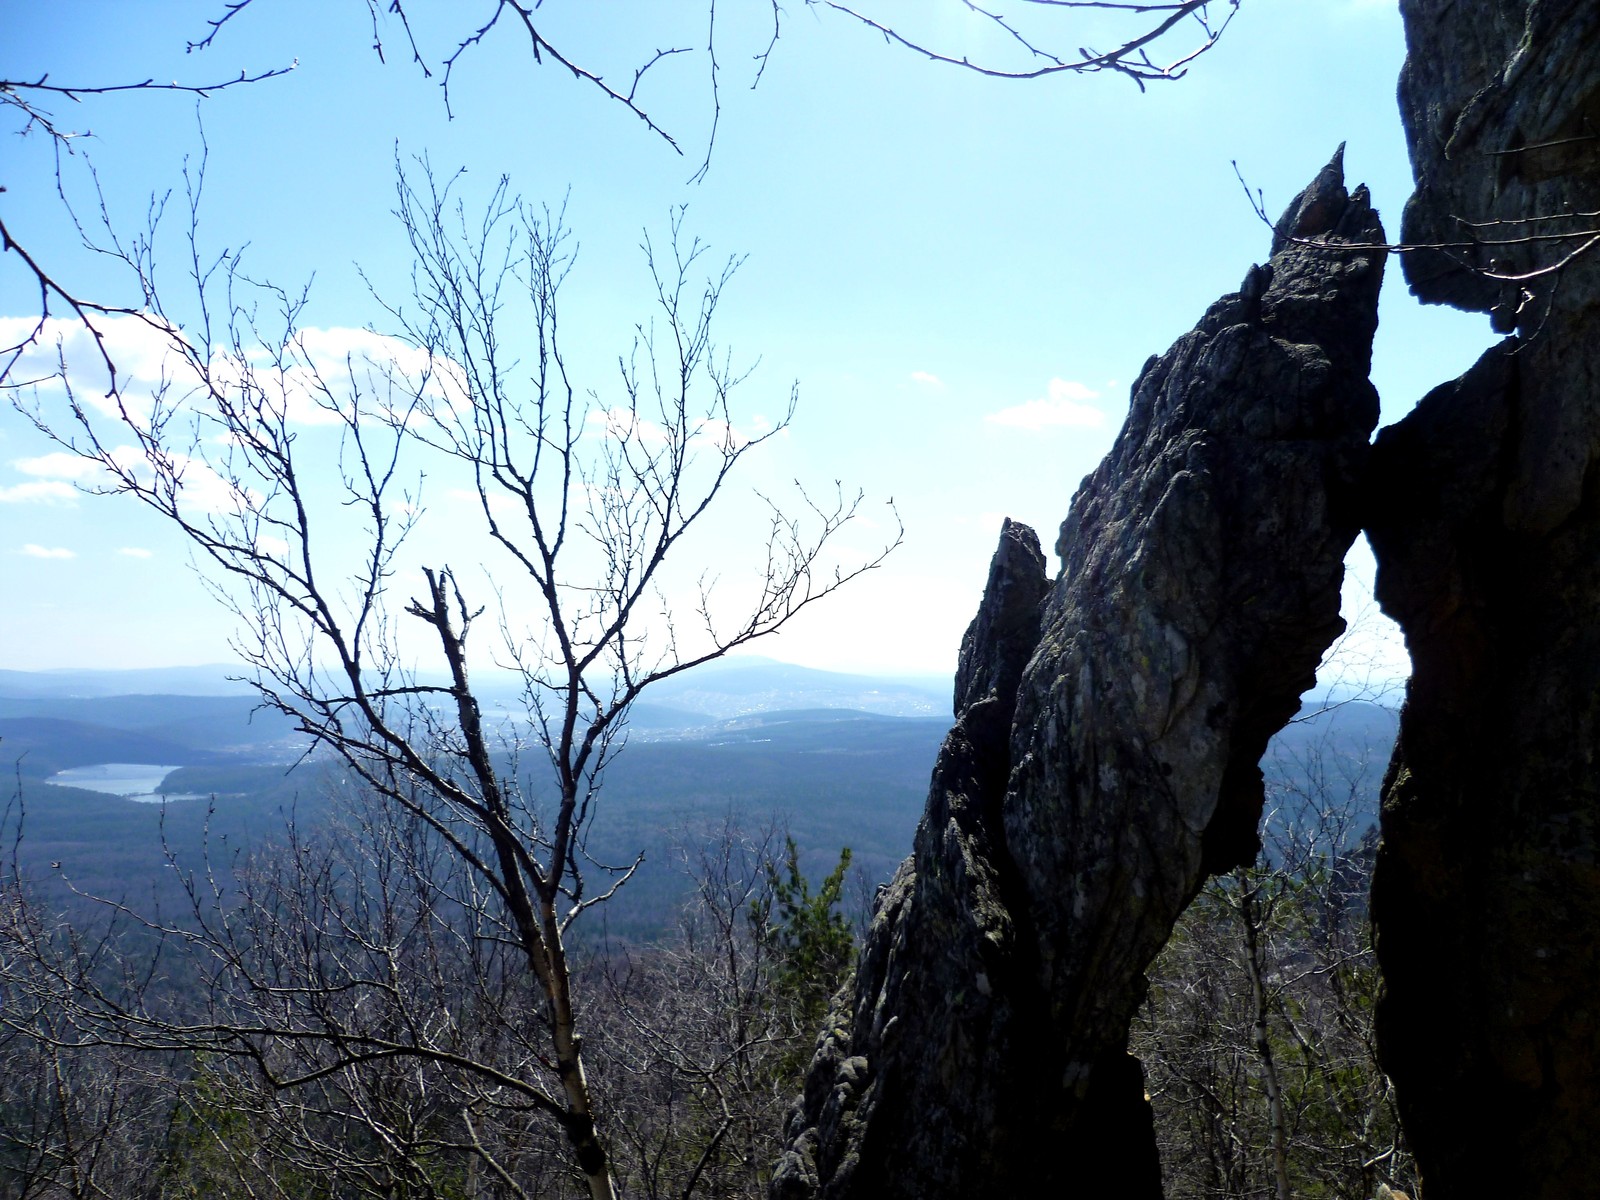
[1, 0, 1495, 684]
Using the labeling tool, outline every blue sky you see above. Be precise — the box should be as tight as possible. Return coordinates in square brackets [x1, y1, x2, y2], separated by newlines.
[2, 1, 1491, 681]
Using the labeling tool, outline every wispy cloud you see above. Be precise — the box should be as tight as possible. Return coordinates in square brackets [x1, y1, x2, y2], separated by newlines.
[446, 487, 524, 519]
[12, 452, 101, 480]
[253, 534, 292, 559]
[910, 370, 943, 388]
[21, 544, 76, 559]
[257, 325, 468, 427]
[0, 480, 78, 504]
[13, 442, 250, 517]
[117, 546, 154, 559]
[1, 315, 465, 431]
[0, 313, 198, 423]
[985, 378, 1106, 432]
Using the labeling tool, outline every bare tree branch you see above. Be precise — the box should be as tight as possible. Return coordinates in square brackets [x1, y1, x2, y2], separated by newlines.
[808, 0, 1238, 89]
[9, 144, 894, 1198]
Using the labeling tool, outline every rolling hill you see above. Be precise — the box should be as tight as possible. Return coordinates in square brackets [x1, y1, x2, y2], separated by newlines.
[0, 661, 1398, 938]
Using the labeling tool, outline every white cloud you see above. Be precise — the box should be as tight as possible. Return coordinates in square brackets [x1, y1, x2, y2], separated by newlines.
[586, 406, 669, 447]
[242, 325, 466, 428]
[446, 487, 524, 519]
[2, 315, 464, 433]
[985, 378, 1107, 432]
[695, 414, 772, 450]
[74, 443, 252, 516]
[166, 459, 252, 514]
[910, 371, 943, 388]
[0, 480, 78, 504]
[21, 544, 76, 559]
[253, 534, 292, 559]
[117, 547, 155, 559]
[12, 452, 102, 480]
[0, 313, 199, 422]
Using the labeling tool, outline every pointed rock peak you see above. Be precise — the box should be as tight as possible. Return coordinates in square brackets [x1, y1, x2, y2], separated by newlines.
[1272, 143, 1352, 254]
[953, 519, 1047, 717]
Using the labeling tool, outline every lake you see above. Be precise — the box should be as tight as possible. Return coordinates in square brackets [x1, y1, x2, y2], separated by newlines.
[47, 763, 207, 803]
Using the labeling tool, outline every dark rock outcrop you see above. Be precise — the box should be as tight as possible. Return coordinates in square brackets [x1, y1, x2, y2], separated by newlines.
[1367, 3, 1600, 1195]
[773, 155, 1384, 1199]
[770, 518, 1058, 1199]
[1396, 0, 1600, 339]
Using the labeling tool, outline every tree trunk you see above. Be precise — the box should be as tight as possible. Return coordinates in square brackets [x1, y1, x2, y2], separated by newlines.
[1240, 878, 1291, 1200]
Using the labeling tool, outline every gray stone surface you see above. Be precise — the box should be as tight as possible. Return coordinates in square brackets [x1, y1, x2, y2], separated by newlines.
[1368, 4, 1600, 1195]
[773, 154, 1384, 1199]
[1397, 0, 1600, 337]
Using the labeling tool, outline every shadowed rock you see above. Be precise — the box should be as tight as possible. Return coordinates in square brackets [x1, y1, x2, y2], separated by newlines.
[773, 154, 1384, 1199]
[1367, 4, 1600, 1195]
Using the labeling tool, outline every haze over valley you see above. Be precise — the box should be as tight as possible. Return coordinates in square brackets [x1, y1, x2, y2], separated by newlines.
[0, 656, 1393, 941]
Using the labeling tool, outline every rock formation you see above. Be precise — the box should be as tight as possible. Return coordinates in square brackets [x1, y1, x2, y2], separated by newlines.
[773, 154, 1385, 1198]
[1366, 2, 1600, 1195]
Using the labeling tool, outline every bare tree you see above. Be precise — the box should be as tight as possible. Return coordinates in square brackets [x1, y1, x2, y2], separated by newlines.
[423, 1, 1240, 179]
[811, 0, 1237, 87]
[587, 822, 832, 1200]
[0, 790, 184, 1200]
[5, 0, 1242, 396]
[179, 2, 1240, 159]
[1132, 728, 1418, 1200]
[0, 782, 857, 1197]
[9, 144, 894, 1197]
[0, 54, 294, 390]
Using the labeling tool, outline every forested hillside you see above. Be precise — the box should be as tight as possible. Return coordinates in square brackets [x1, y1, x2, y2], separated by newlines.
[0, 664, 952, 938]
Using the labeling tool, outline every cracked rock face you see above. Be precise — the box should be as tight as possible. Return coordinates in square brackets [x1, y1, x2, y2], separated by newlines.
[772, 155, 1384, 1199]
[1368, 4, 1600, 1196]
[1397, 0, 1600, 332]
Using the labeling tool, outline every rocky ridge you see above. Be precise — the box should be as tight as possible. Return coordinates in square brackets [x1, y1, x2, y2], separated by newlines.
[773, 153, 1386, 1198]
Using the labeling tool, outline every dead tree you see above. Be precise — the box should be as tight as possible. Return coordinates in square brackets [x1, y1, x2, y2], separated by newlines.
[4, 0, 1240, 393]
[11, 151, 895, 1198]
[1133, 730, 1417, 1200]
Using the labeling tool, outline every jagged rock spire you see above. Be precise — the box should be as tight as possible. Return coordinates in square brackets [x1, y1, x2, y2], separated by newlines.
[774, 155, 1385, 1199]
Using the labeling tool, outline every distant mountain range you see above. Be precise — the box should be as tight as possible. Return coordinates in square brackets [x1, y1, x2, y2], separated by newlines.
[0, 657, 1398, 938]
[0, 655, 948, 715]
[636, 657, 949, 721]
[0, 657, 951, 771]
[0, 665, 261, 699]
[0, 694, 303, 774]
[0, 658, 952, 937]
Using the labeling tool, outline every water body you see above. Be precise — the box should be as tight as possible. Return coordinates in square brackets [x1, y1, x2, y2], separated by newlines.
[47, 763, 206, 804]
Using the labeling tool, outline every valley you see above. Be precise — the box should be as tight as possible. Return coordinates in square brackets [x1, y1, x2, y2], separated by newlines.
[0, 658, 1393, 940]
